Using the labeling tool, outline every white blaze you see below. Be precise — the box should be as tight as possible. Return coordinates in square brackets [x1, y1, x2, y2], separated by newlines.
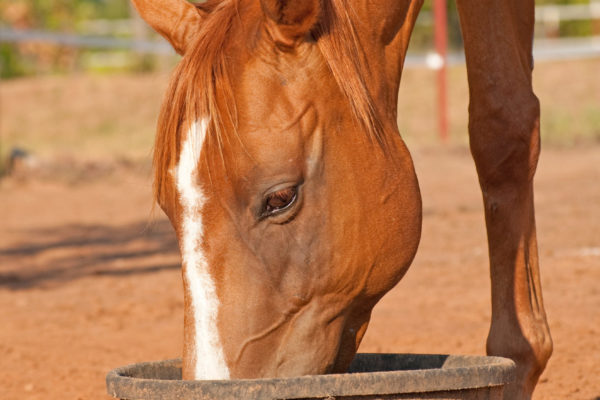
[176, 118, 230, 379]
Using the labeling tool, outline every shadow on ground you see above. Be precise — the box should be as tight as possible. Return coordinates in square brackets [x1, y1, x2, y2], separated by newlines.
[0, 219, 179, 290]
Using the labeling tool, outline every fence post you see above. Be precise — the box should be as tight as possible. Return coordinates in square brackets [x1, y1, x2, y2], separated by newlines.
[433, 0, 448, 142]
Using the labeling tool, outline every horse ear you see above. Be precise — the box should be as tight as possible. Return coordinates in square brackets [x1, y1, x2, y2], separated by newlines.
[260, 0, 321, 48]
[131, 0, 205, 55]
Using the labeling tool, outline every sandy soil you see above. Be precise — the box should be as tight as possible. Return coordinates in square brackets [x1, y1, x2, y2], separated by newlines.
[1, 145, 598, 400]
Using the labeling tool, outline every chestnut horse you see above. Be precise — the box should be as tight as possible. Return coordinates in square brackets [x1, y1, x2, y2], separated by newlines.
[131, 0, 552, 398]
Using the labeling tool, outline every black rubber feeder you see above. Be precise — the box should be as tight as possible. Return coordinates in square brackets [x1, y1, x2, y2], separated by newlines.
[107, 353, 515, 400]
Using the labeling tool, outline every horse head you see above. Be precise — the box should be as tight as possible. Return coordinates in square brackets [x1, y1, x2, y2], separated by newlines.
[133, 0, 422, 380]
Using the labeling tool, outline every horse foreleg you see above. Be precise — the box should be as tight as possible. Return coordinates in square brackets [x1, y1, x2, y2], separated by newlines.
[455, 1, 553, 398]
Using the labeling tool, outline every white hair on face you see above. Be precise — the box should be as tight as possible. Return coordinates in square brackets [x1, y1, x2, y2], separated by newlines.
[176, 118, 230, 379]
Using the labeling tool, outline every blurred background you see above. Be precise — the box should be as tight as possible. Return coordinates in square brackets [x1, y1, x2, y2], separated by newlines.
[0, 0, 599, 177]
[1, 3, 599, 400]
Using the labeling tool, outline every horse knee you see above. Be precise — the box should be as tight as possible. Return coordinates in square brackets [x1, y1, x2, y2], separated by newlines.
[469, 91, 541, 194]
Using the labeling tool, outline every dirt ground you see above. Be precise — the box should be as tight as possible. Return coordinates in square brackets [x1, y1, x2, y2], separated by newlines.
[0, 144, 598, 400]
[1, 57, 599, 400]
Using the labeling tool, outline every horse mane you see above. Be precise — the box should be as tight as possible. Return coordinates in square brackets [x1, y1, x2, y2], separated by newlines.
[153, 0, 383, 206]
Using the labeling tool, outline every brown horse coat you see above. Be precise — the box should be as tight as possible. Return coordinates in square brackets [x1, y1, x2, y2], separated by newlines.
[131, 1, 552, 399]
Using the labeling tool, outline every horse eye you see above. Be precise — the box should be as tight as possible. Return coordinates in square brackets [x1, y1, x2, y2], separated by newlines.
[263, 186, 297, 216]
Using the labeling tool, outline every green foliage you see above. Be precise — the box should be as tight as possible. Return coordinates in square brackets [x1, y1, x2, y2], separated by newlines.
[0, 0, 130, 30]
[0, 43, 29, 78]
[409, 0, 598, 52]
[535, 0, 590, 4]
[560, 19, 593, 36]
[0, 0, 141, 77]
[0, 146, 6, 178]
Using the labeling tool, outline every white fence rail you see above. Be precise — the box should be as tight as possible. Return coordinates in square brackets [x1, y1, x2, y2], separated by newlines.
[536, 2, 600, 23]
[0, 28, 173, 54]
